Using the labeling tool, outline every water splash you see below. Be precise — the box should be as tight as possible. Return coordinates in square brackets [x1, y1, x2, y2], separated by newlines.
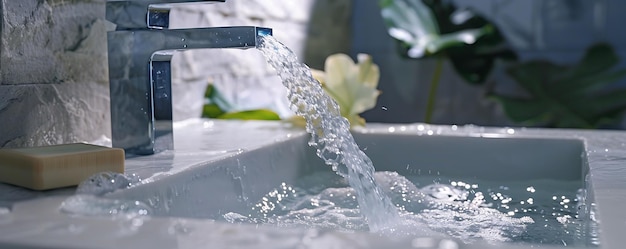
[76, 172, 142, 196]
[256, 36, 400, 232]
[221, 171, 596, 245]
[60, 194, 152, 218]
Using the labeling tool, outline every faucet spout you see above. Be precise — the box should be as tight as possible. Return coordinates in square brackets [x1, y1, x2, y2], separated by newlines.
[108, 23, 272, 154]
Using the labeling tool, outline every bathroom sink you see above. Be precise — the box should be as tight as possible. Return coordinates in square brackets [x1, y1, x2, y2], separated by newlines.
[106, 121, 592, 247]
[110, 130, 586, 217]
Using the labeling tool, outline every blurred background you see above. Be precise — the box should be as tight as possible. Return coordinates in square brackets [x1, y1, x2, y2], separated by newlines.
[1, 0, 625, 148]
[169, 0, 626, 129]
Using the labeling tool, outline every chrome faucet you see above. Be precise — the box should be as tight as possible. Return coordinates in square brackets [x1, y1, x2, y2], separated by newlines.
[106, 0, 272, 155]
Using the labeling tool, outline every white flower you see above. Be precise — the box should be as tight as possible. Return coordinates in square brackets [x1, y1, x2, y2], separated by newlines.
[311, 53, 381, 127]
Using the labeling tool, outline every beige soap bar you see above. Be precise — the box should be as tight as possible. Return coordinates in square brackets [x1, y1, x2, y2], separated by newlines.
[0, 143, 124, 190]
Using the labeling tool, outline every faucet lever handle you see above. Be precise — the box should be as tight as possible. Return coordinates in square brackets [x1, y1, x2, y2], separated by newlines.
[106, 0, 226, 30]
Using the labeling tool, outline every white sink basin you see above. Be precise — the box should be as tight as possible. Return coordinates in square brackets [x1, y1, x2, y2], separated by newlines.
[109, 130, 586, 220]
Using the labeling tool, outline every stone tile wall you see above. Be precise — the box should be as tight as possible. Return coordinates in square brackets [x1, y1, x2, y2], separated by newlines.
[0, 0, 110, 148]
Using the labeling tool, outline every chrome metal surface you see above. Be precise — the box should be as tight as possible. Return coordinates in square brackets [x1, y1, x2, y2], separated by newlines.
[106, 0, 272, 154]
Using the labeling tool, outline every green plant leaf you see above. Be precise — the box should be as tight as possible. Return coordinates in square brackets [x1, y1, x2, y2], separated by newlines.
[379, 0, 516, 84]
[492, 43, 626, 128]
[204, 83, 234, 112]
[202, 103, 225, 118]
[217, 109, 281, 121]
[202, 84, 281, 121]
[552, 44, 626, 94]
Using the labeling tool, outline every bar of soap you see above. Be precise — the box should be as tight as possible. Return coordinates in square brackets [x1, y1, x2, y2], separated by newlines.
[0, 143, 125, 190]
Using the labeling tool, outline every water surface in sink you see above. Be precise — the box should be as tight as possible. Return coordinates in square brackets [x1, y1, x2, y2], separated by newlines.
[98, 132, 596, 247]
[221, 170, 585, 245]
